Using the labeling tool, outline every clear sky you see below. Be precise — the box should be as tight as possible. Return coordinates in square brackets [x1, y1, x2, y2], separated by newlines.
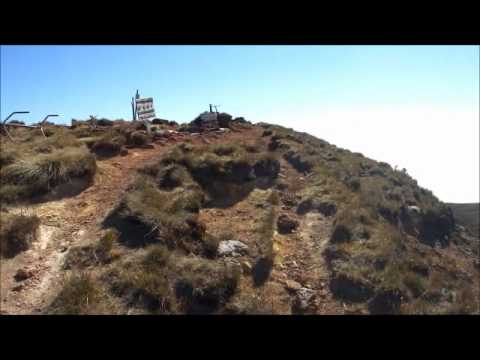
[1, 45, 478, 203]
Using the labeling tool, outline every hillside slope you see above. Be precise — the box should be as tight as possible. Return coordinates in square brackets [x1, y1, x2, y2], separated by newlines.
[447, 203, 479, 238]
[1, 118, 478, 314]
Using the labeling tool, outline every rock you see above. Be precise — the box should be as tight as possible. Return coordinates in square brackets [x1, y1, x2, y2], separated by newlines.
[241, 261, 252, 274]
[277, 214, 299, 234]
[14, 269, 33, 282]
[217, 240, 249, 257]
[285, 279, 302, 292]
[292, 287, 315, 312]
[407, 205, 421, 214]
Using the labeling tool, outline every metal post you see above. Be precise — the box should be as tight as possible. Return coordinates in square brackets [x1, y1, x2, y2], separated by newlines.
[2, 111, 30, 142]
[132, 97, 136, 121]
[39, 114, 59, 137]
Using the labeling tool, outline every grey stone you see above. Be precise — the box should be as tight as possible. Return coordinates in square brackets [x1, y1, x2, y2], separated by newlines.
[293, 287, 316, 311]
[217, 240, 249, 257]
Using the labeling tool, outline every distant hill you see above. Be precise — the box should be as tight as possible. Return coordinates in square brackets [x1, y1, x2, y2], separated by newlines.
[448, 203, 479, 237]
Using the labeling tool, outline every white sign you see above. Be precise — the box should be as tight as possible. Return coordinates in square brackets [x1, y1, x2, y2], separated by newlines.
[136, 97, 156, 120]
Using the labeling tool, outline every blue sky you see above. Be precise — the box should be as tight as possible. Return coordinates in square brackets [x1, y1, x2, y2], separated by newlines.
[1, 45, 479, 202]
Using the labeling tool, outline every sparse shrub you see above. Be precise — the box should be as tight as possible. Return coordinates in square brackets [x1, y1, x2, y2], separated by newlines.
[91, 133, 126, 158]
[129, 130, 151, 147]
[156, 164, 194, 190]
[96, 118, 114, 127]
[103, 178, 206, 253]
[143, 245, 171, 269]
[446, 287, 479, 314]
[331, 224, 352, 243]
[48, 272, 102, 314]
[64, 229, 119, 269]
[110, 246, 173, 312]
[0, 212, 40, 258]
[213, 144, 235, 156]
[202, 233, 220, 258]
[174, 257, 240, 313]
[283, 150, 313, 173]
[403, 272, 427, 298]
[97, 229, 118, 259]
[368, 288, 403, 314]
[329, 271, 374, 302]
[346, 176, 361, 191]
[0, 147, 20, 167]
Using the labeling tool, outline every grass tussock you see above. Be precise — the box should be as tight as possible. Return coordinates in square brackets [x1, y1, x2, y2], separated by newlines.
[0, 212, 40, 258]
[0, 146, 96, 203]
[108, 246, 240, 313]
[90, 132, 127, 158]
[48, 272, 118, 315]
[104, 176, 207, 254]
[64, 229, 120, 269]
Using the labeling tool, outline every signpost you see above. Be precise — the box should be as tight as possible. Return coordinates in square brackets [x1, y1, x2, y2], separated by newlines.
[131, 90, 156, 133]
[136, 97, 156, 121]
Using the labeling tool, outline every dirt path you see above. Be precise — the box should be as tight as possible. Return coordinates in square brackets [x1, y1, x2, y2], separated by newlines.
[0, 144, 175, 314]
[270, 157, 344, 314]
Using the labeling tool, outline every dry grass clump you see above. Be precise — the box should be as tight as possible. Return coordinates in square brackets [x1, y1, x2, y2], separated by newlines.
[104, 176, 207, 254]
[109, 245, 174, 312]
[64, 229, 120, 269]
[47, 272, 118, 315]
[331, 207, 372, 244]
[174, 255, 240, 313]
[151, 143, 279, 207]
[1, 128, 96, 203]
[0, 212, 40, 258]
[108, 246, 240, 314]
[90, 132, 127, 158]
[0, 146, 96, 203]
[128, 130, 152, 147]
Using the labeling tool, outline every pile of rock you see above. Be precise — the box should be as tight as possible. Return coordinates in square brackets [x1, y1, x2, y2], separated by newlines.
[180, 112, 248, 133]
